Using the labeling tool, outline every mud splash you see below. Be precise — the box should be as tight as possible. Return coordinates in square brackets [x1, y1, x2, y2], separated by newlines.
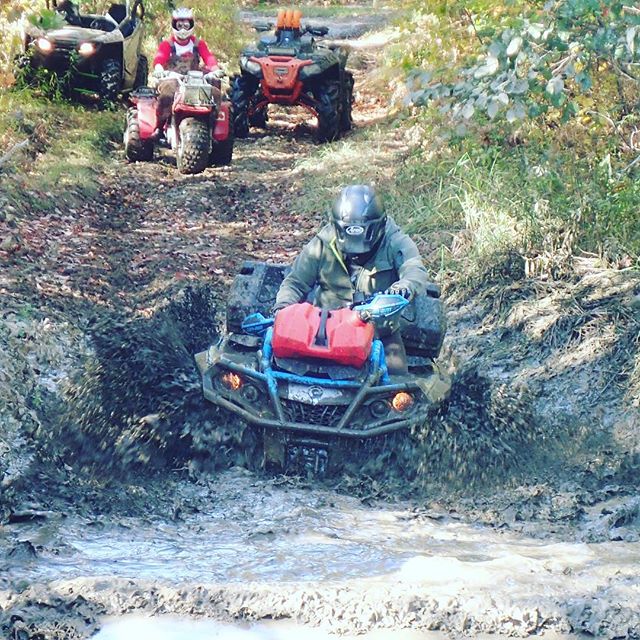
[36, 284, 256, 476]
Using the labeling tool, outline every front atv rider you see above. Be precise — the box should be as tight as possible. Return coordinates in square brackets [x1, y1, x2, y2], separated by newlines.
[152, 7, 220, 128]
[273, 185, 431, 375]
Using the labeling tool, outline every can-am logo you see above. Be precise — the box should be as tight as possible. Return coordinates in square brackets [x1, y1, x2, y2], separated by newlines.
[346, 225, 364, 236]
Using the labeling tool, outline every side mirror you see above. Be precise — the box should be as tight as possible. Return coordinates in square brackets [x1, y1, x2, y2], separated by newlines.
[425, 283, 441, 299]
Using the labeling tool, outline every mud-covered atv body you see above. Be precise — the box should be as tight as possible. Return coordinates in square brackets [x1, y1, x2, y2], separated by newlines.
[124, 70, 234, 174]
[195, 262, 450, 476]
[16, 0, 147, 106]
[232, 9, 354, 142]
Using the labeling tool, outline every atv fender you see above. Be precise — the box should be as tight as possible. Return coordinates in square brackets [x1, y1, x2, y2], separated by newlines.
[239, 53, 264, 79]
[213, 102, 231, 142]
[135, 95, 158, 139]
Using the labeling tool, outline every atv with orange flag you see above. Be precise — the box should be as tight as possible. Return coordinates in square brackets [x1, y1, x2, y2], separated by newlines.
[231, 8, 354, 142]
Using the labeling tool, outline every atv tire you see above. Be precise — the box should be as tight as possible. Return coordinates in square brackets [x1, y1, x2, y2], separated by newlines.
[124, 107, 153, 162]
[340, 71, 354, 132]
[98, 58, 122, 108]
[231, 75, 257, 138]
[314, 80, 341, 143]
[133, 54, 148, 90]
[177, 117, 210, 174]
[249, 105, 268, 129]
[210, 124, 234, 166]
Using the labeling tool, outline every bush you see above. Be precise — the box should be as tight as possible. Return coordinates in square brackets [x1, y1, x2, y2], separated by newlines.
[380, 0, 640, 278]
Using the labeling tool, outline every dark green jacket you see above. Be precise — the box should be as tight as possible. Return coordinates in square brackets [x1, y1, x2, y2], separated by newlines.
[275, 217, 430, 310]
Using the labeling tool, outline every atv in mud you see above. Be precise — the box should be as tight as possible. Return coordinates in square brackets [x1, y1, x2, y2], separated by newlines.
[16, 0, 147, 106]
[195, 261, 450, 476]
[231, 8, 354, 143]
[124, 70, 233, 174]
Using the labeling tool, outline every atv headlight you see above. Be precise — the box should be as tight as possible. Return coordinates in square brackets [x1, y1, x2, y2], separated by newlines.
[36, 37, 53, 54]
[391, 392, 414, 413]
[220, 371, 244, 392]
[78, 42, 96, 57]
[299, 63, 321, 80]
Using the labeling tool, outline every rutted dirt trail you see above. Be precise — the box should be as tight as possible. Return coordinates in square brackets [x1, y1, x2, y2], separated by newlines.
[2, 9, 640, 640]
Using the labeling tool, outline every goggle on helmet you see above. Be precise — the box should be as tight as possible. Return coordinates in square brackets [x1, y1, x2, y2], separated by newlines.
[172, 7, 195, 41]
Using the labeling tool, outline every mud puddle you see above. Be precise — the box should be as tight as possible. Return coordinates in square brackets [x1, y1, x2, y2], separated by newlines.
[94, 616, 580, 639]
[2, 470, 639, 637]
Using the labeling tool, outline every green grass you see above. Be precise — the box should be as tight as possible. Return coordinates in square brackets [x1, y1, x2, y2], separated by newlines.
[294, 111, 640, 288]
[0, 89, 121, 208]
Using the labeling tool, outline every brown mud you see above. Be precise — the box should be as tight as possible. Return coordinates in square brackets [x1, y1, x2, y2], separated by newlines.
[1, 10, 640, 640]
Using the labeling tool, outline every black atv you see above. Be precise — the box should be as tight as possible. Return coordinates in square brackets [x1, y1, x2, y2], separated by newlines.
[195, 262, 450, 477]
[15, 0, 147, 106]
[231, 9, 354, 142]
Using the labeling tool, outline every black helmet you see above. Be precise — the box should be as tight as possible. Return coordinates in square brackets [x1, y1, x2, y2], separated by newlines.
[331, 185, 386, 257]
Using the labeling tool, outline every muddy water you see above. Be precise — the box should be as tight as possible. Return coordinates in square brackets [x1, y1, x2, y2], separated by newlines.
[2, 469, 639, 637]
[93, 617, 578, 639]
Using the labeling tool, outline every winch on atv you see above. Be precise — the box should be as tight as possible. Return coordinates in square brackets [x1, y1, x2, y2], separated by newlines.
[231, 8, 354, 143]
[195, 261, 450, 476]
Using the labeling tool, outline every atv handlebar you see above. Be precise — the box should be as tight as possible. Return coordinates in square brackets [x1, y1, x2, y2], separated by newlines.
[254, 22, 273, 32]
[306, 25, 329, 37]
[253, 22, 329, 37]
[156, 69, 225, 82]
[241, 293, 410, 337]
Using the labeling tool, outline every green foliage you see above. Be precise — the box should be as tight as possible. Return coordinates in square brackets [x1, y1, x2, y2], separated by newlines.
[26, 8, 65, 30]
[392, 136, 640, 279]
[405, 0, 640, 125]
[14, 49, 81, 102]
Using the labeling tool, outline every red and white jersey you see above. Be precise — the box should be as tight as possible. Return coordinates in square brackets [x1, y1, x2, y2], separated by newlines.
[153, 36, 218, 73]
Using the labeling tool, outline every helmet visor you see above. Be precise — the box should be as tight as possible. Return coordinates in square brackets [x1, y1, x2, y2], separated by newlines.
[335, 219, 385, 256]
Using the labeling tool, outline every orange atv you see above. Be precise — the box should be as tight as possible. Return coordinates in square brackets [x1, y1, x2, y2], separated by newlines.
[231, 8, 354, 143]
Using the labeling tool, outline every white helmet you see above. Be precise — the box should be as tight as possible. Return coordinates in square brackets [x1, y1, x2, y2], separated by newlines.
[172, 7, 195, 42]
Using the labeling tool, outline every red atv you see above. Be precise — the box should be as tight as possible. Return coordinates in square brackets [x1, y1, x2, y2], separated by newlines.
[124, 70, 234, 174]
[232, 9, 353, 142]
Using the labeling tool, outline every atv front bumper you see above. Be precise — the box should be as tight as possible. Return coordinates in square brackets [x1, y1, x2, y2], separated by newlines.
[195, 334, 449, 439]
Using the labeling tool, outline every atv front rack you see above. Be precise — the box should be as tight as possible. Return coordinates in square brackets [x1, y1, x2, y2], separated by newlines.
[199, 328, 444, 438]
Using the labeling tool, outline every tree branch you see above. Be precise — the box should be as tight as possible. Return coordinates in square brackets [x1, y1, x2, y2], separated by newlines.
[462, 8, 485, 46]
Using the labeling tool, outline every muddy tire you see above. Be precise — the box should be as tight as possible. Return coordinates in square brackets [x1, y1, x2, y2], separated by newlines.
[240, 425, 265, 471]
[249, 105, 268, 129]
[98, 58, 122, 108]
[133, 54, 148, 90]
[177, 117, 210, 174]
[340, 71, 354, 132]
[124, 107, 153, 162]
[210, 126, 234, 166]
[315, 80, 341, 143]
[231, 75, 256, 138]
